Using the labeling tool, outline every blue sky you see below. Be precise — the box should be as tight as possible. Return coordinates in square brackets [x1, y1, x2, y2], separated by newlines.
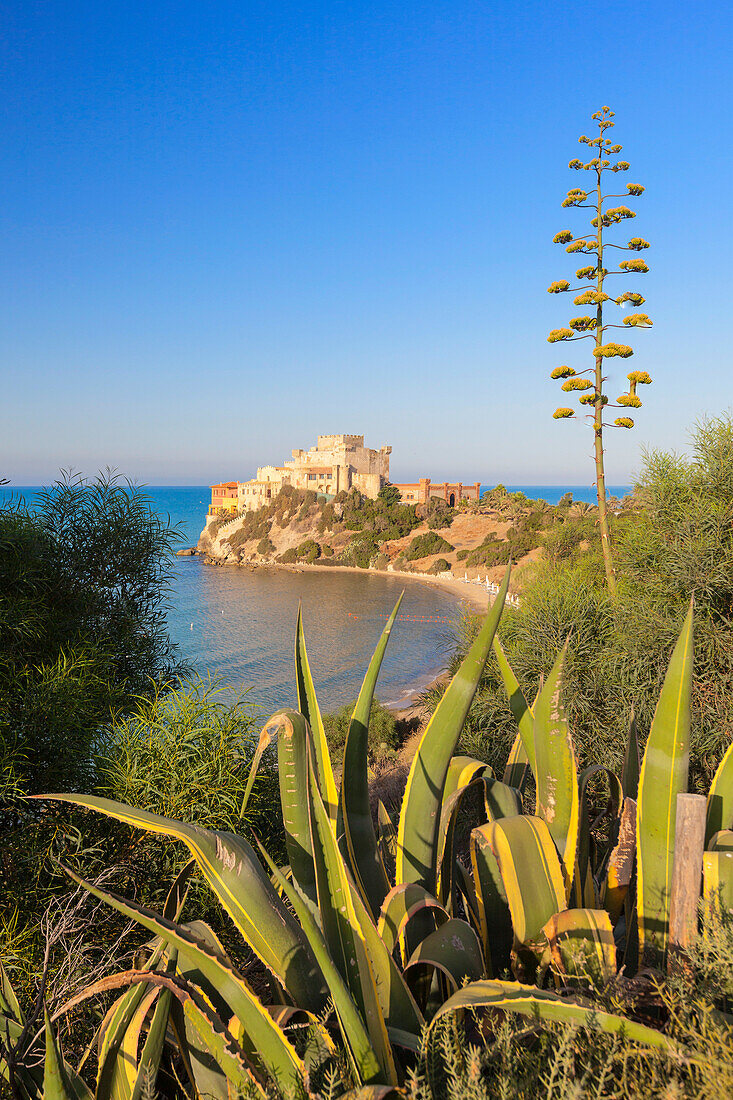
[3, 1, 731, 485]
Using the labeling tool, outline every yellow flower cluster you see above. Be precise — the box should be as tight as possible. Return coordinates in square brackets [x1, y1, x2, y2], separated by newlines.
[553, 408, 575, 419]
[569, 159, 583, 170]
[611, 161, 630, 172]
[627, 237, 650, 250]
[569, 316, 597, 331]
[622, 313, 652, 327]
[574, 290, 608, 305]
[627, 370, 652, 385]
[616, 291, 645, 306]
[566, 239, 598, 253]
[626, 183, 645, 196]
[619, 259, 649, 273]
[606, 205, 636, 222]
[562, 378, 593, 392]
[547, 328, 575, 343]
[551, 365, 576, 379]
[547, 280, 570, 293]
[579, 392, 607, 406]
[576, 265, 597, 280]
[562, 189, 588, 207]
[593, 343, 633, 358]
[614, 417, 635, 429]
[609, 144, 623, 154]
[617, 393, 642, 407]
[553, 230, 573, 244]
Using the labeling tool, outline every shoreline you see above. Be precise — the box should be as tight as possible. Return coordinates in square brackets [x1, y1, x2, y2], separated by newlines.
[203, 556, 493, 612]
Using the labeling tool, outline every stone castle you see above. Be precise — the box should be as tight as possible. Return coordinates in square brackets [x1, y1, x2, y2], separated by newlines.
[208, 434, 480, 517]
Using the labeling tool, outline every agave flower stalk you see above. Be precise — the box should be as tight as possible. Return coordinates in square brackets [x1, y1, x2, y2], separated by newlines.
[548, 107, 653, 597]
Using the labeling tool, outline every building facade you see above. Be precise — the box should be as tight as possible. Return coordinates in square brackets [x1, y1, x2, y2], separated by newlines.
[208, 434, 392, 516]
[392, 478, 481, 507]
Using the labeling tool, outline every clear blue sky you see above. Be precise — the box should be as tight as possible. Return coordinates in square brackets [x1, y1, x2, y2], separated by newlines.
[3, 1, 731, 486]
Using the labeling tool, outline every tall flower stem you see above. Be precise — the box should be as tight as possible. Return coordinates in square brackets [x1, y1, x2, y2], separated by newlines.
[593, 151, 617, 597]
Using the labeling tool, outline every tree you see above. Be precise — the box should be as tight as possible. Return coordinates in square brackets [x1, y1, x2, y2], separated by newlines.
[377, 482, 402, 507]
[548, 106, 652, 597]
[0, 472, 183, 794]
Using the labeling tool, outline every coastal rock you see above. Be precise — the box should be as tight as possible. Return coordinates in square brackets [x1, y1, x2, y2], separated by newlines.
[177, 547, 197, 556]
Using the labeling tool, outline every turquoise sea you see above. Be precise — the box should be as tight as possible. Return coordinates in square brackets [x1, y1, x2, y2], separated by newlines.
[3, 482, 630, 715]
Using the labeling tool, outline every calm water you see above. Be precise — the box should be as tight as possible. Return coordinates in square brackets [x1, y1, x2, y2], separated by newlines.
[4, 481, 630, 714]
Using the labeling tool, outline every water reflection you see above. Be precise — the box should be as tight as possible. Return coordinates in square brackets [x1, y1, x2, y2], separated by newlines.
[168, 561, 470, 715]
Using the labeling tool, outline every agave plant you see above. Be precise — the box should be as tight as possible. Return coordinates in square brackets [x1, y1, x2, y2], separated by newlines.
[3, 569, 730, 1098]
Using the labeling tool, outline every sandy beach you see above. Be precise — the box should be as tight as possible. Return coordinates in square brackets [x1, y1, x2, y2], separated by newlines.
[246, 559, 493, 612]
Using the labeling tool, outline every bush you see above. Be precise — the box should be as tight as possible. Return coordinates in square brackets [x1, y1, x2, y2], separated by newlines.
[406, 531, 454, 561]
[428, 558, 451, 575]
[278, 547, 299, 564]
[256, 536, 275, 557]
[97, 677, 280, 841]
[0, 473, 183, 796]
[322, 698, 399, 767]
[296, 539, 321, 563]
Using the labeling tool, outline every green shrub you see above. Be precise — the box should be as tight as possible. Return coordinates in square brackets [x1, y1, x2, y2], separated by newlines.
[428, 557, 451, 575]
[322, 698, 399, 766]
[296, 539, 321, 563]
[406, 531, 454, 561]
[278, 547, 299, 564]
[0, 473, 183, 796]
[256, 536, 275, 557]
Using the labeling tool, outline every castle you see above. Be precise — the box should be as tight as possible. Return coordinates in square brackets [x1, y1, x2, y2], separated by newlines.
[208, 434, 481, 516]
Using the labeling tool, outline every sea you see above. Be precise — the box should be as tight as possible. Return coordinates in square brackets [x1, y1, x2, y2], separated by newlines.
[3, 482, 630, 716]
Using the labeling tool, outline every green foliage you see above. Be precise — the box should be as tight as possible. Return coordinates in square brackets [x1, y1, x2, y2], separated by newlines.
[297, 538, 321, 563]
[322, 698, 399, 767]
[445, 416, 733, 786]
[4, 589, 731, 1098]
[426, 499, 455, 530]
[427, 558, 451, 575]
[0, 473, 182, 796]
[256, 536, 275, 556]
[406, 531, 454, 561]
[97, 677, 279, 839]
[378, 482, 402, 507]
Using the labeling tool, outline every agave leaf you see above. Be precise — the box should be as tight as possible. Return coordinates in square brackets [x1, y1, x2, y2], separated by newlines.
[575, 766, 623, 910]
[703, 851, 733, 910]
[59, 866, 305, 1093]
[706, 741, 733, 847]
[503, 732, 531, 791]
[307, 759, 398, 1084]
[542, 908, 616, 986]
[484, 778, 523, 824]
[435, 767, 494, 909]
[708, 830, 733, 851]
[622, 709, 641, 800]
[480, 816, 566, 951]
[377, 801, 398, 874]
[295, 603, 339, 821]
[602, 796, 637, 923]
[340, 594, 404, 918]
[397, 568, 510, 894]
[471, 825, 512, 978]
[255, 839, 384, 1087]
[404, 918, 485, 990]
[533, 640, 579, 898]
[111, 987, 159, 1099]
[272, 708, 320, 905]
[0, 961, 23, 1024]
[43, 1009, 74, 1100]
[637, 602, 694, 966]
[239, 719, 279, 819]
[38, 793, 325, 1013]
[430, 979, 676, 1050]
[377, 884, 449, 956]
[493, 637, 536, 780]
[179, 995, 266, 1099]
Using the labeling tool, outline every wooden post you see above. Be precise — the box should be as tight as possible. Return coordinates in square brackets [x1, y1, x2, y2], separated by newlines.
[668, 792, 707, 975]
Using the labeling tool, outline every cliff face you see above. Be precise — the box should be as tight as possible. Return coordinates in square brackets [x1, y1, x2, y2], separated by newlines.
[196, 490, 547, 585]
